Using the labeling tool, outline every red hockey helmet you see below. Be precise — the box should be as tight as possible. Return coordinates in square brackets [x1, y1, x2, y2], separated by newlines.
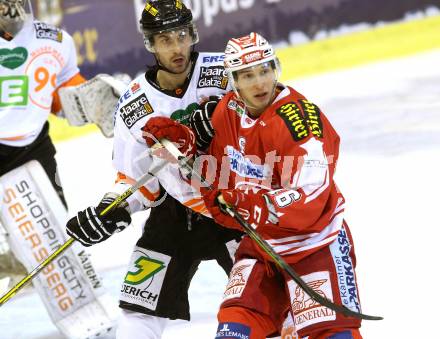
[224, 32, 277, 72]
[224, 32, 281, 112]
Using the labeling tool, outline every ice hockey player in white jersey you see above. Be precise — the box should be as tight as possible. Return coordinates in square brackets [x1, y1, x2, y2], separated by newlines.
[0, 0, 121, 205]
[0, 0, 86, 205]
[66, 1, 242, 338]
[1, 1, 123, 337]
[0, 0, 84, 282]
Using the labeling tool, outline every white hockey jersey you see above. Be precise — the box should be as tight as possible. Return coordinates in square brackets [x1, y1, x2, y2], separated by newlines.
[112, 52, 230, 214]
[0, 18, 79, 146]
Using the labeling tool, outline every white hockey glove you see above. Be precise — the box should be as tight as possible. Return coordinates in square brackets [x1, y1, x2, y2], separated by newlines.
[66, 193, 131, 247]
[189, 95, 222, 150]
[59, 73, 130, 138]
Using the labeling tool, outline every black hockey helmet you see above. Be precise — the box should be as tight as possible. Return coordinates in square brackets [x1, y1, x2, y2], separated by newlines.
[140, 0, 198, 53]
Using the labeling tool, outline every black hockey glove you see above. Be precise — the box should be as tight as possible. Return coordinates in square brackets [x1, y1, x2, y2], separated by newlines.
[189, 95, 222, 150]
[66, 193, 131, 247]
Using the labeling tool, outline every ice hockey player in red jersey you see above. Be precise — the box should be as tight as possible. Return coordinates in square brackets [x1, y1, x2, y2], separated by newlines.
[65, 1, 243, 338]
[145, 32, 364, 339]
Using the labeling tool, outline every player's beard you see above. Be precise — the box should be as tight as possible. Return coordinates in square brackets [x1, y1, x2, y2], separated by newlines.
[156, 52, 191, 75]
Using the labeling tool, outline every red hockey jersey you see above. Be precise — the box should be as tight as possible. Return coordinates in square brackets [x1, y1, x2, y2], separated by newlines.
[208, 85, 346, 264]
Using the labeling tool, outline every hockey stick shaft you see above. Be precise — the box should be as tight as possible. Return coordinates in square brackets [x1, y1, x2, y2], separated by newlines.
[161, 139, 383, 321]
[0, 158, 167, 307]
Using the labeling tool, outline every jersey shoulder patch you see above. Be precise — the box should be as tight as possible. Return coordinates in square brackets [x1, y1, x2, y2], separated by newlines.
[199, 52, 225, 65]
[118, 91, 154, 130]
[197, 52, 228, 90]
[298, 99, 324, 139]
[33, 21, 63, 43]
[275, 101, 309, 142]
[114, 75, 145, 110]
[275, 98, 324, 142]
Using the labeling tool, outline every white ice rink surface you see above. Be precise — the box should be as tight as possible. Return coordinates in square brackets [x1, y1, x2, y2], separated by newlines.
[2, 49, 440, 338]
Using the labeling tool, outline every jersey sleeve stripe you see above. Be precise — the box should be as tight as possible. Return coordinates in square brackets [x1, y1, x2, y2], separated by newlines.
[267, 209, 344, 256]
[51, 72, 86, 114]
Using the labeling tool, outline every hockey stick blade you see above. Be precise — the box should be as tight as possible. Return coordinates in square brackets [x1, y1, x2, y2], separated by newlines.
[160, 139, 383, 321]
[0, 157, 168, 307]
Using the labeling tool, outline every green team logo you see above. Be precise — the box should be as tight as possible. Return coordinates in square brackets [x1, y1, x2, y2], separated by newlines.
[170, 102, 199, 125]
[124, 257, 166, 285]
[0, 47, 28, 70]
[0, 76, 29, 107]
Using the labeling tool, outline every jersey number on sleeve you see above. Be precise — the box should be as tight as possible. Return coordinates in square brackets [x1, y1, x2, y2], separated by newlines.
[268, 189, 302, 208]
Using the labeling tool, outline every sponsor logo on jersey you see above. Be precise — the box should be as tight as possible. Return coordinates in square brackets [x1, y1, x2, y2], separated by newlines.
[288, 271, 336, 331]
[115, 89, 132, 111]
[330, 226, 361, 313]
[228, 99, 245, 117]
[119, 93, 154, 129]
[170, 102, 199, 125]
[202, 54, 225, 63]
[120, 248, 170, 311]
[280, 313, 299, 339]
[299, 99, 324, 138]
[238, 137, 246, 153]
[0, 75, 29, 107]
[120, 284, 160, 307]
[276, 102, 309, 141]
[34, 22, 63, 42]
[223, 259, 256, 302]
[124, 256, 166, 285]
[197, 66, 228, 90]
[22, 46, 65, 109]
[227, 146, 265, 180]
[131, 82, 141, 94]
[216, 322, 250, 339]
[0, 47, 28, 69]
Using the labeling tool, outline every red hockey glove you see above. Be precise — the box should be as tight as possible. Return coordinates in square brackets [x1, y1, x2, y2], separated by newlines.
[203, 189, 242, 230]
[141, 117, 196, 157]
[203, 189, 270, 231]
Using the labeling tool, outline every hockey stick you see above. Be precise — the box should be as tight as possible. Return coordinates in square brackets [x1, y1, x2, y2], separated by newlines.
[0, 157, 168, 307]
[161, 138, 383, 321]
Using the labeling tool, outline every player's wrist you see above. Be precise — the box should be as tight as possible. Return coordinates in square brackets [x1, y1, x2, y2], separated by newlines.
[98, 192, 130, 214]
